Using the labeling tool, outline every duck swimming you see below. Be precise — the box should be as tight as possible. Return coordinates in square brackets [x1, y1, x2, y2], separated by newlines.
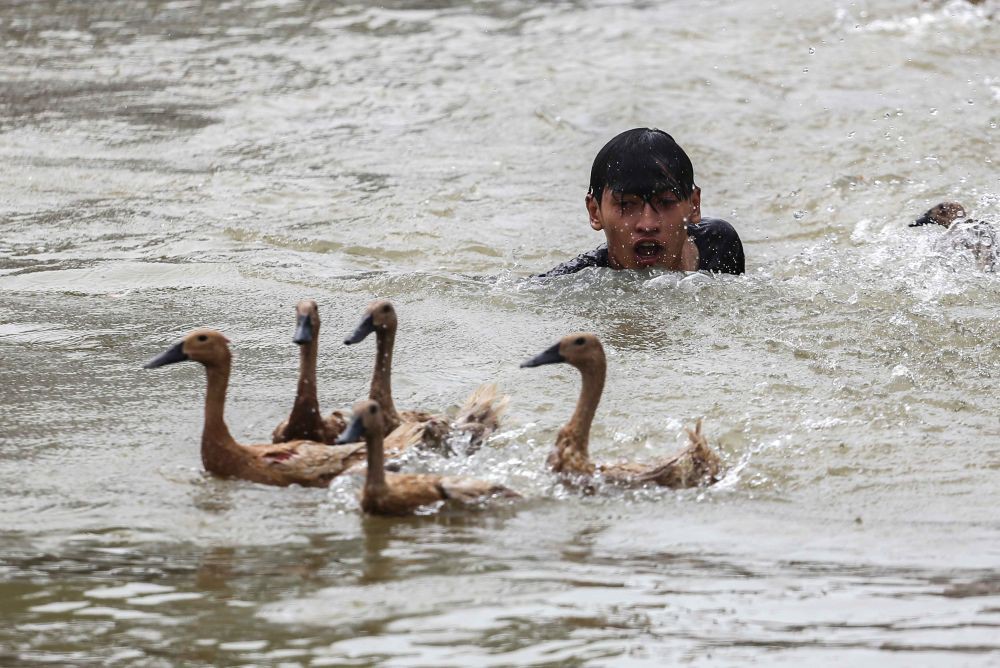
[271, 299, 347, 445]
[337, 399, 519, 515]
[343, 299, 509, 453]
[144, 329, 365, 488]
[910, 201, 998, 272]
[521, 333, 721, 488]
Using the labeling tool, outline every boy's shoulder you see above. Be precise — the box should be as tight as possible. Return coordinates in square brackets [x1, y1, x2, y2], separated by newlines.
[688, 217, 745, 275]
[533, 244, 610, 278]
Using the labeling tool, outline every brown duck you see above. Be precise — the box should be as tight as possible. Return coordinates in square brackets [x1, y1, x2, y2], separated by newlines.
[337, 399, 519, 515]
[145, 329, 364, 488]
[271, 299, 347, 444]
[343, 299, 509, 453]
[521, 333, 721, 488]
[910, 201, 998, 272]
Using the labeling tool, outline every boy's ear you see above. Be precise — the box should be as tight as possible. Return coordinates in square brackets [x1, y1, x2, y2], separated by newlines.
[686, 187, 702, 225]
[586, 193, 603, 231]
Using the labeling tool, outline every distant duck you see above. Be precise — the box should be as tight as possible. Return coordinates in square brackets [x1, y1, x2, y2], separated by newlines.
[271, 299, 347, 445]
[145, 329, 364, 487]
[337, 399, 519, 515]
[343, 300, 509, 453]
[910, 201, 998, 272]
[521, 333, 721, 488]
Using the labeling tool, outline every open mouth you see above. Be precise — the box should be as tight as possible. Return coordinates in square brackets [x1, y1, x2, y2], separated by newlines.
[633, 240, 664, 266]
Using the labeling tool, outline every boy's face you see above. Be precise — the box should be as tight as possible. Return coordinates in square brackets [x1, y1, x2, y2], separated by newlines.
[586, 186, 701, 270]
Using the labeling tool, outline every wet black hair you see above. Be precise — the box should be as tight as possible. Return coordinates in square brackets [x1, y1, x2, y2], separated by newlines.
[588, 128, 696, 205]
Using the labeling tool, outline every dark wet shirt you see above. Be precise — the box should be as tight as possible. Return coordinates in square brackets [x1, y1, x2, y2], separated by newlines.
[536, 217, 745, 277]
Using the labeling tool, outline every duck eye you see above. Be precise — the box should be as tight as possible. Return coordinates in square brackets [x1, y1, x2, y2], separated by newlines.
[574, 337, 585, 346]
[197, 335, 208, 342]
[381, 305, 391, 313]
[368, 405, 378, 415]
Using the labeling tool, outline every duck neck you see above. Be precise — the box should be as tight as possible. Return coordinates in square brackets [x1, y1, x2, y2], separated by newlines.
[288, 338, 321, 431]
[563, 359, 606, 459]
[201, 355, 241, 471]
[369, 325, 401, 431]
[364, 424, 387, 495]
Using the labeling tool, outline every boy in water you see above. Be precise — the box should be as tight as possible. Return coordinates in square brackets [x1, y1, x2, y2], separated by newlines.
[537, 128, 745, 277]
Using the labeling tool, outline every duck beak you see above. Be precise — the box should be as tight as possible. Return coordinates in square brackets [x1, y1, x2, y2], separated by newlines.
[909, 213, 934, 227]
[335, 414, 366, 444]
[520, 342, 565, 368]
[144, 341, 189, 369]
[292, 314, 313, 345]
[344, 313, 375, 345]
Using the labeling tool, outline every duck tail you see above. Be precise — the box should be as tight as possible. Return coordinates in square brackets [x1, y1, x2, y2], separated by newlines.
[684, 418, 722, 482]
[635, 418, 720, 488]
[684, 418, 707, 450]
[452, 383, 510, 451]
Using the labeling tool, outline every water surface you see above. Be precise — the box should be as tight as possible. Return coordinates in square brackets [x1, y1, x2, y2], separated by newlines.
[1, 0, 999, 664]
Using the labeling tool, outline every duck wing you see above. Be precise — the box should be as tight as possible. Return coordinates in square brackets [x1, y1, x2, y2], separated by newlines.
[383, 421, 429, 455]
[247, 440, 366, 487]
[400, 409, 437, 423]
[394, 412, 451, 453]
[436, 475, 520, 503]
[597, 461, 651, 485]
[451, 383, 511, 452]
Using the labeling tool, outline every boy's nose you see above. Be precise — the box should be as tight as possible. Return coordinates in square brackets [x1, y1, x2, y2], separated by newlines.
[635, 203, 660, 233]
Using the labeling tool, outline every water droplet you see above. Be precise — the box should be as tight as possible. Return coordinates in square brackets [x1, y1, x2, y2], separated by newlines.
[793, 210, 807, 220]
[847, 131, 856, 138]
[808, 47, 816, 54]
[803, 68, 809, 73]
[929, 107, 938, 115]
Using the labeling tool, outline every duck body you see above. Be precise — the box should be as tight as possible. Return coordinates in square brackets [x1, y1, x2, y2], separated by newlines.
[203, 437, 364, 488]
[523, 333, 721, 489]
[548, 423, 719, 488]
[603, 420, 720, 487]
[910, 202, 998, 272]
[272, 402, 347, 446]
[344, 300, 508, 454]
[272, 299, 347, 445]
[145, 329, 364, 488]
[360, 473, 515, 515]
[338, 400, 519, 516]
[939, 219, 998, 272]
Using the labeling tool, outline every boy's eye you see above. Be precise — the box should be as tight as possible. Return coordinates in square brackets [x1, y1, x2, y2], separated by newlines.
[616, 197, 641, 212]
[656, 196, 679, 208]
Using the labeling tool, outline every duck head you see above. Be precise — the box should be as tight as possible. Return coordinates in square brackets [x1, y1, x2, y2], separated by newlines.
[144, 328, 231, 369]
[336, 399, 384, 443]
[521, 332, 605, 371]
[292, 298, 320, 345]
[910, 202, 966, 228]
[344, 299, 397, 345]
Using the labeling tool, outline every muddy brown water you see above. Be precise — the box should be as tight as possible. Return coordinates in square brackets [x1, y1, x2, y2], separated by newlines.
[1, 0, 998, 665]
